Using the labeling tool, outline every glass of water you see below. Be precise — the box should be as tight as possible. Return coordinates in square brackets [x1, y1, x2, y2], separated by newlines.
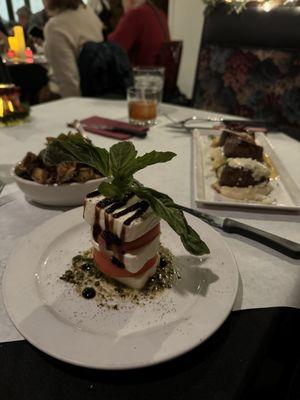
[133, 67, 165, 105]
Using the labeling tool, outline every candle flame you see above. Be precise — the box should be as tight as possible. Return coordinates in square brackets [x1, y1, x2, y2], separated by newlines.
[7, 100, 15, 113]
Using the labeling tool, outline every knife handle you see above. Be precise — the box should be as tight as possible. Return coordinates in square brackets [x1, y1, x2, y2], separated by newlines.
[112, 126, 147, 138]
[223, 218, 300, 259]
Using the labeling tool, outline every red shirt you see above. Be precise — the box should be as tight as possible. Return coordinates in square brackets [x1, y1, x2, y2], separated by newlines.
[108, 3, 170, 66]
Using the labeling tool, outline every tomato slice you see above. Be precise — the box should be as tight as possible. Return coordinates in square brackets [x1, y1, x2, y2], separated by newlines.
[96, 224, 160, 253]
[93, 249, 158, 278]
[123, 224, 160, 252]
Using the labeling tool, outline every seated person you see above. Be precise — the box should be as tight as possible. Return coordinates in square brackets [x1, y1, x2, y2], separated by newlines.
[29, 0, 50, 30]
[44, 0, 103, 97]
[16, 6, 32, 31]
[88, 0, 113, 38]
[16, 6, 33, 46]
[108, 0, 170, 66]
[27, 1, 53, 55]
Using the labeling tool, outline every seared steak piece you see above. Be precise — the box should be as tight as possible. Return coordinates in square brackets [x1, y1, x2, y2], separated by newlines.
[219, 130, 255, 146]
[218, 158, 270, 187]
[223, 136, 263, 161]
[218, 166, 267, 187]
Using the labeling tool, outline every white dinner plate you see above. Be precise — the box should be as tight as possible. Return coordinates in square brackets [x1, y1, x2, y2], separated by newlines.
[193, 130, 300, 210]
[3, 207, 239, 369]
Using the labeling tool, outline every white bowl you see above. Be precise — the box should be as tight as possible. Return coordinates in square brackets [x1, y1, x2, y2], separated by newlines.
[12, 170, 104, 207]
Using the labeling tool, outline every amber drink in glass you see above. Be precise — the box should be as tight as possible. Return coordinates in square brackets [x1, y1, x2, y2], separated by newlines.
[127, 87, 158, 126]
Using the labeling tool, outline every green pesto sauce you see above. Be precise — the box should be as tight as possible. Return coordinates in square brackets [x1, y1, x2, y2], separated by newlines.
[60, 245, 179, 309]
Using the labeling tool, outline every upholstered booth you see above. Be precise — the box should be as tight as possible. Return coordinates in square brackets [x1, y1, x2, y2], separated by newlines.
[193, 5, 300, 127]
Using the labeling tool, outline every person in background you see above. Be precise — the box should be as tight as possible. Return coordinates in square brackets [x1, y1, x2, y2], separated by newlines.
[16, 6, 33, 46]
[27, 0, 52, 53]
[16, 6, 32, 31]
[29, 0, 50, 30]
[108, 0, 170, 66]
[44, 0, 103, 97]
[88, 0, 113, 38]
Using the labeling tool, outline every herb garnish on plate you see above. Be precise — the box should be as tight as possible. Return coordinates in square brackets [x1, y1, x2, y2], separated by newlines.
[43, 134, 209, 256]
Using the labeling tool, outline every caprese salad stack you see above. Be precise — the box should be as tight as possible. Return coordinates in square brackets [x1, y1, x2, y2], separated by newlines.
[44, 137, 209, 289]
[84, 191, 161, 289]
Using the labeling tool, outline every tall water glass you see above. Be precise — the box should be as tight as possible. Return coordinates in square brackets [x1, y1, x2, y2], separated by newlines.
[133, 67, 165, 106]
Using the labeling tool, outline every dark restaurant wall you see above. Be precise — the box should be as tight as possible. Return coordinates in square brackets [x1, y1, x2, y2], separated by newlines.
[152, 0, 169, 14]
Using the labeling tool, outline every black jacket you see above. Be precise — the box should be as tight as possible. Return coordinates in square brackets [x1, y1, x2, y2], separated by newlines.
[78, 41, 133, 97]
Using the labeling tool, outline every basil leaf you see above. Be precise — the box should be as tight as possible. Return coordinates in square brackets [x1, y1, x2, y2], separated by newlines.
[132, 151, 176, 174]
[98, 181, 120, 198]
[132, 185, 210, 255]
[42, 141, 76, 165]
[43, 134, 110, 176]
[109, 141, 137, 179]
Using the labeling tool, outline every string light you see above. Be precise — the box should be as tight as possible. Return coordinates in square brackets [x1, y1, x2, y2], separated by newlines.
[204, 0, 299, 13]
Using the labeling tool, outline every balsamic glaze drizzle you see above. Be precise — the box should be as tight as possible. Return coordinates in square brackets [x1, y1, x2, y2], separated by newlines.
[87, 190, 151, 253]
[124, 202, 149, 225]
[97, 197, 115, 208]
[106, 200, 127, 214]
[102, 230, 122, 249]
[92, 224, 102, 241]
[82, 287, 96, 299]
[105, 192, 135, 214]
[113, 201, 144, 218]
[111, 256, 125, 269]
[86, 190, 100, 198]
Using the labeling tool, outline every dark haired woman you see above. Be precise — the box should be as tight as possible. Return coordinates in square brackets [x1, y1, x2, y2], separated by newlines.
[44, 0, 103, 97]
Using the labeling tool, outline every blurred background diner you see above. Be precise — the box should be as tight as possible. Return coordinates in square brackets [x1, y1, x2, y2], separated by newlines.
[16, 6, 32, 31]
[108, 0, 170, 67]
[44, 0, 103, 98]
[0, 0, 300, 126]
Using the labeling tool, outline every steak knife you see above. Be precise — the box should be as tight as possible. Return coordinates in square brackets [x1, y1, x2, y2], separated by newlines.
[166, 119, 300, 140]
[179, 205, 300, 259]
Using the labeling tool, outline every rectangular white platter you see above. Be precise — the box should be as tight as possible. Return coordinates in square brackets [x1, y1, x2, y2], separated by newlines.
[193, 130, 300, 211]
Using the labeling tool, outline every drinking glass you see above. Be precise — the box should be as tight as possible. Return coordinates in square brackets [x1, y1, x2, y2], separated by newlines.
[127, 87, 159, 126]
[133, 67, 165, 105]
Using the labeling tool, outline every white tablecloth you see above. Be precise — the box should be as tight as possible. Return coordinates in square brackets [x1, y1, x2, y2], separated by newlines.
[1, 98, 300, 343]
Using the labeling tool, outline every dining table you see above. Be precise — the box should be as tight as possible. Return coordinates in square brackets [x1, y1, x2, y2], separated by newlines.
[0, 97, 300, 400]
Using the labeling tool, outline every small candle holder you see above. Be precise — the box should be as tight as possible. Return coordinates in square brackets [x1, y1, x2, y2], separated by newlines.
[7, 26, 26, 62]
[0, 84, 30, 126]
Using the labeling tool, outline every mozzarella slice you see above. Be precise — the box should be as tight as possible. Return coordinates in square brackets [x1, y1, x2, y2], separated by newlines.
[113, 260, 159, 290]
[84, 194, 160, 242]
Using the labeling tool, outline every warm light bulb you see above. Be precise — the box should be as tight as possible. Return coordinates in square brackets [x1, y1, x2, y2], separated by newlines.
[261, 0, 278, 11]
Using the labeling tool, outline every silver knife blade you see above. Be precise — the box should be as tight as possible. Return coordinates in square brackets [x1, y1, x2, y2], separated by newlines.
[179, 205, 224, 229]
[165, 124, 216, 132]
[179, 205, 300, 258]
